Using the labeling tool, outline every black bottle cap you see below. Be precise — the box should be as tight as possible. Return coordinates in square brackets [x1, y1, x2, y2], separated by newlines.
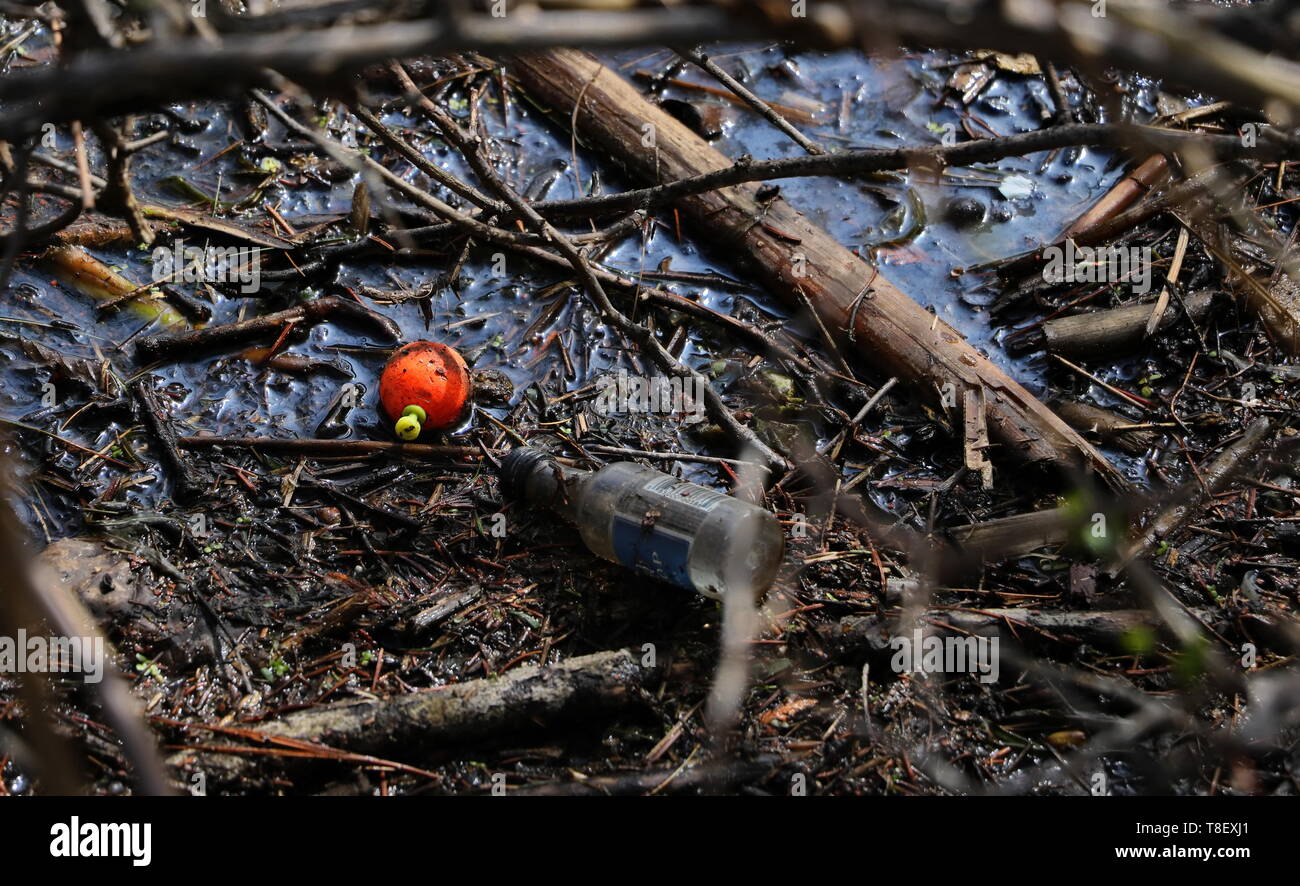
[497, 446, 550, 500]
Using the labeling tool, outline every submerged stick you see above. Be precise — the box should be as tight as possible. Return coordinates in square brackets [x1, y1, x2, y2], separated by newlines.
[672, 46, 824, 152]
[632, 69, 821, 125]
[178, 436, 484, 459]
[45, 244, 191, 327]
[135, 296, 399, 362]
[942, 507, 1072, 561]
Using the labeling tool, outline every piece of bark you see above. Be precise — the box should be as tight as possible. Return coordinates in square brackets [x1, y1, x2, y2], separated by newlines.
[408, 586, 484, 638]
[508, 50, 1125, 490]
[38, 537, 154, 627]
[942, 507, 1071, 561]
[962, 387, 993, 488]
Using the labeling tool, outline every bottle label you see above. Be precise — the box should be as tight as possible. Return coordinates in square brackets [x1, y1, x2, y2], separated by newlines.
[609, 475, 727, 590]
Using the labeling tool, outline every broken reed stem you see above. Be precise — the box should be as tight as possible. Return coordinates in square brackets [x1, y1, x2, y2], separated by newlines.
[131, 380, 200, 500]
[1061, 154, 1169, 241]
[1010, 291, 1217, 359]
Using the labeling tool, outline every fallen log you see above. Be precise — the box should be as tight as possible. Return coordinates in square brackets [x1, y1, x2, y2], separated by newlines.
[268, 648, 651, 751]
[508, 50, 1125, 490]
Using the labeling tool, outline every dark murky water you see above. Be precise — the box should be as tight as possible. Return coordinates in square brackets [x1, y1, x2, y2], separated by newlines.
[1, 37, 1165, 539]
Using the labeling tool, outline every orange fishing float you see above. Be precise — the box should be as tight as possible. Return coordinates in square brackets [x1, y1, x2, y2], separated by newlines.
[379, 341, 472, 439]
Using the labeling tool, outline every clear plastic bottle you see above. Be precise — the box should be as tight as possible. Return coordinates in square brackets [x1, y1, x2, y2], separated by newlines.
[498, 447, 784, 599]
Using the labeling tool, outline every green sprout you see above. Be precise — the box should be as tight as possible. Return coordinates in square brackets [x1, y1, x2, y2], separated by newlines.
[260, 657, 290, 681]
[135, 653, 163, 681]
[1173, 635, 1210, 684]
[1120, 625, 1156, 656]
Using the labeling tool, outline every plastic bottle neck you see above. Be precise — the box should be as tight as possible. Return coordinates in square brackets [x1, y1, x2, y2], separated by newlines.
[500, 448, 586, 521]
